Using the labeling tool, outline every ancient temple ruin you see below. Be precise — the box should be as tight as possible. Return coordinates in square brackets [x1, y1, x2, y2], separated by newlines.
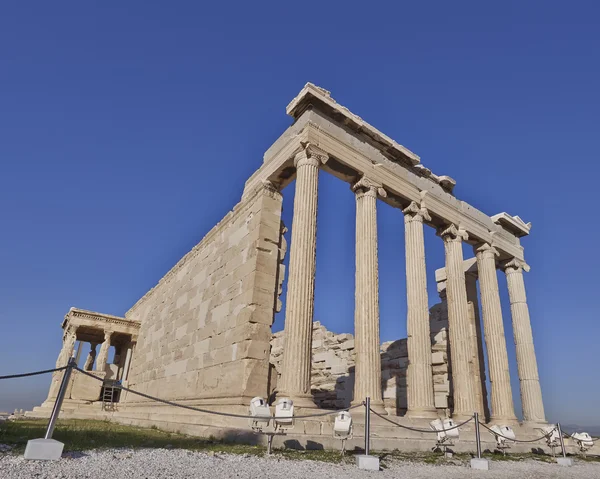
[30, 83, 550, 450]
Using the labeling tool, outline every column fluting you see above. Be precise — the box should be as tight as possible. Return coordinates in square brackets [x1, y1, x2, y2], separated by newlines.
[351, 177, 385, 413]
[403, 201, 437, 418]
[278, 144, 327, 407]
[475, 243, 517, 423]
[502, 258, 546, 424]
[438, 224, 477, 420]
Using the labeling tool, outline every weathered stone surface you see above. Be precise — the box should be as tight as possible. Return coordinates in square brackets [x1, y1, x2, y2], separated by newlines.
[123, 183, 283, 404]
[270, 314, 449, 414]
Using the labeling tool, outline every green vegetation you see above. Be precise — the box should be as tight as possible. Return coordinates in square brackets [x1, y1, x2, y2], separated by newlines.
[0, 419, 598, 466]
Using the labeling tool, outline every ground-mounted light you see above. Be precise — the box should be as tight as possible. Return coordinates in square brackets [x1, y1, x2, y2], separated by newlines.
[491, 425, 515, 455]
[248, 396, 271, 432]
[430, 418, 459, 455]
[542, 425, 561, 457]
[273, 397, 294, 432]
[333, 410, 353, 455]
[571, 432, 594, 456]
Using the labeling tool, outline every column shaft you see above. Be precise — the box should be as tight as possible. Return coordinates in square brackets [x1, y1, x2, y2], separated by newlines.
[96, 331, 113, 373]
[475, 244, 517, 422]
[403, 202, 436, 418]
[84, 343, 98, 371]
[352, 177, 384, 411]
[465, 273, 489, 420]
[279, 145, 326, 407]
[504, 259, 546, 423]
[439, 224, 477, 419]
[55, 326, 77, 368]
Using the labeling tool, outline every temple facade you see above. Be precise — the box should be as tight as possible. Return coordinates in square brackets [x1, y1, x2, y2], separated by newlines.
[30, 84, 554, 451]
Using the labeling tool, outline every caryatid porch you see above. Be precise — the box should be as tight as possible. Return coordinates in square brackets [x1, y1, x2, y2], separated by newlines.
[44, 308, 140, 406]
[250, 83, 546, 424]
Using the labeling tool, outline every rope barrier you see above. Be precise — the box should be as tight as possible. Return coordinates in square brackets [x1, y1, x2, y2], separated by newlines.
[2, 364, 599, 450]
[560, 429, 599, 444]
[369, 407, 473, 433]
[0, 366, 67, 380]
[75, 367, 363, 420]
[478, 421, 557, 443]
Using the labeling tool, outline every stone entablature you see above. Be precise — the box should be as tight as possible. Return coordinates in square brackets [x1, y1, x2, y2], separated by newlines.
[244, 84, 527, 263]
[63, 308, 140, 339]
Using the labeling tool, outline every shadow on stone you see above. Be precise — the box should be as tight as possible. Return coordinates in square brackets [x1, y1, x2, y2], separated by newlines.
[283, 439, 304, 450]
[306, 440, 324, 450]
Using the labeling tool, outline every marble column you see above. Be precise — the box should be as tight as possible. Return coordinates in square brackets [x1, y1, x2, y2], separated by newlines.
[402, 201, 437, 418]
[55, 326, 78, 368]
[438, 224, 476, 420]
[95, 331, 113, 373]
[351, 177, 385, 413]
[475, 243, 517, 423]
[502, 258, 546, 424]
[279, 143, 327, 407]
[465, 272, 489, 421]
[84, 343, 98, 371]
[48, 326, 78, 400]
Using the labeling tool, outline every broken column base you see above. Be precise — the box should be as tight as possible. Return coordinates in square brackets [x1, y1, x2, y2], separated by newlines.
[356, 454, 380, 471]
[556, 457, 573, 467]
[470, 458, 489, 470]
[24, 439, 64, 461]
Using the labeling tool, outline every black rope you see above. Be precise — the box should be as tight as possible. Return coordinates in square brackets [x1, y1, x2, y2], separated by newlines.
[75, 367, 363, 420]
[478, 421, 557, 443]
[369, 407, 473, 433]
[0, 366, 67, 380]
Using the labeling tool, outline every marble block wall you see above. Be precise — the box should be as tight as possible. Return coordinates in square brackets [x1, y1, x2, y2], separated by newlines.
[124, 183, 284, 404]
[270, 303, 450, 414]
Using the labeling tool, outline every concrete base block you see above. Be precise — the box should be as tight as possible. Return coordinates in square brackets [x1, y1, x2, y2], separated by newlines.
[470, 458, 489, 470]
[556, 457, 573, 467]
[24, 438, 64, 461]
[356, 454, 380, 471]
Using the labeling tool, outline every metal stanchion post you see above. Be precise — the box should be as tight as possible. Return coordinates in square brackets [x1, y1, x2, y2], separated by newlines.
[556, 423, 572, 466]
[356, 396, 379, 471]
[365, 396, 370, 456]
[45, 358, 75, 440]
[24, 357, 76, 460]
[470, 412, 489, 470]
[558, 423, 566, 458]
[474, 412, 482, 459]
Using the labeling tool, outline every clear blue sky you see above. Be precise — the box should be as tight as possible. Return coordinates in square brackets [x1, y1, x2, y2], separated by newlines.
[1, 2, 598, 426]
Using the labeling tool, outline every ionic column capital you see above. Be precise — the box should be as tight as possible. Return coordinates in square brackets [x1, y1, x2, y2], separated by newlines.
[502, 257, 530, 273]
[294, 141, 329, 168]
[474, 242, 499, 259]
[351, 176, 387, 199]
[437, 223, 468, 243]
[402, 201, 431, 223]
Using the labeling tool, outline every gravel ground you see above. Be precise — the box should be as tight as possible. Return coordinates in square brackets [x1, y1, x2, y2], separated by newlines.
[1, 449, 599, 479]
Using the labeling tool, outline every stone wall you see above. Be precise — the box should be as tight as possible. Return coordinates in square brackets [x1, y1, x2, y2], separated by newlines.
[124, 184, 284, 405]
[270, 301, 450, 414]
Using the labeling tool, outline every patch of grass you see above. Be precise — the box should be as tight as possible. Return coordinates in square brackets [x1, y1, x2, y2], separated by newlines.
[1, 420, 598, 466]
[0, 419, 261, 455]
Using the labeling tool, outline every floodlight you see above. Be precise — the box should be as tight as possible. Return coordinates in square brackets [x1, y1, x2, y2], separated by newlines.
[273, 398, 294, 431]
[333, 411, 353, 439]
[248, 397, 271, 432]
[541, 425, 561, 456]
[571, 432, 594, 455]
[430, 418, 459, 454]
[333, 410, 353, 455]
[491, 425, 515, 455]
